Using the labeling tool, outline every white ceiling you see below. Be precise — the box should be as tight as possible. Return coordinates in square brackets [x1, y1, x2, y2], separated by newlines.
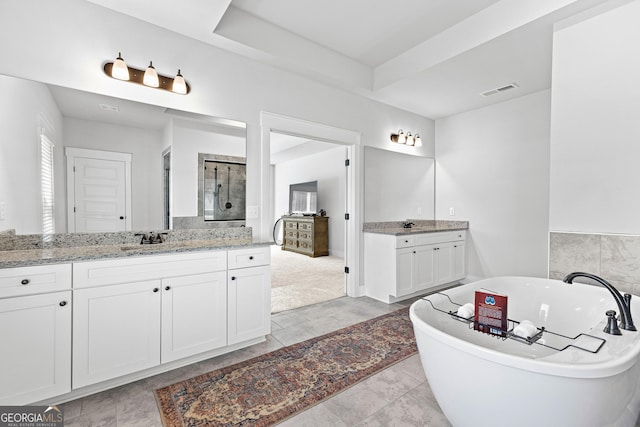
[88, 0, 609, 119]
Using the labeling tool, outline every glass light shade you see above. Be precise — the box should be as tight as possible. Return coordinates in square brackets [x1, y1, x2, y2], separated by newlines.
[112, 53, 129, 81]
[405, 132, 415, 146]
[414, 134, 422, 147]
[143, 62, 159, 87]
[172, 70, 187, 94]
[397, 129, 406, 144]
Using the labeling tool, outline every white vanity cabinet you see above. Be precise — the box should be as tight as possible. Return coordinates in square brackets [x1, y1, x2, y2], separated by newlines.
[0, 264, 72, 405]
[365, 230, 466, 303]
[227, 247, 271, 345]
[72, 247, 271, 389]
[72, 250, 229, 388]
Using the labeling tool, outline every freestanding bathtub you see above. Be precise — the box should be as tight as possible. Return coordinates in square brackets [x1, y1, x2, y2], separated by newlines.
[410, 276, 640, 427]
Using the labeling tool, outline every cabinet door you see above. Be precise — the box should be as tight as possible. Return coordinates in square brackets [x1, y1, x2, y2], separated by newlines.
[414, 245, 437, 292]
[73, 280, 161, 388]
[434, 242, 457, 285]
[228, 266, 271, 345]
[161, 272, 227, 363]
[453, 242, 466, 280]
[0, 291, 71, 405]
[395, 247, 415, 297]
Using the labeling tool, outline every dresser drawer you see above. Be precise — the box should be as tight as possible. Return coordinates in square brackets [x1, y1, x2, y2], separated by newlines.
[228, 247, 270, 269]
[285, 221, 298, 230]
[0, 263, 71, 298]
[395, 236, 415, 248]
[298, 230, 313, 240]
[73, 250, 227, 288]
[298, 222, 314, 231]
[285, 229, 298, 239]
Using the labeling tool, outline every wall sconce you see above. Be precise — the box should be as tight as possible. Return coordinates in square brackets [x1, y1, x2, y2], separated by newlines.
[103, 52, 190, 95]
[390, 129, 422, 147]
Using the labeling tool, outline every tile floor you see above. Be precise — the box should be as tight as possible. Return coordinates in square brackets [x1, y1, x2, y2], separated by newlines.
[61, 295, 451, 426]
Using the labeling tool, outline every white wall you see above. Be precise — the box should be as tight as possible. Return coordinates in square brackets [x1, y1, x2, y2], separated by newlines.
[171, 123, 245, 218]
[274, 146, 347, 257]
[0, 0, 435, 241]
[435, 90, 551, 281]
[549, 0, 640, 234]
[0, 76, 63, 234]
[363, 147, 435, 222]
[63, 117, 164, 230]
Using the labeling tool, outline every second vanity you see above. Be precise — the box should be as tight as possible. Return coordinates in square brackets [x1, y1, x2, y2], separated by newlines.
[364, 220, 468, 303]
[0, 228, 271, 406]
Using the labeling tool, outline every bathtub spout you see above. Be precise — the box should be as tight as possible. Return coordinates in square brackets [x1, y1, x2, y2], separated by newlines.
[563, 272, 637, 332]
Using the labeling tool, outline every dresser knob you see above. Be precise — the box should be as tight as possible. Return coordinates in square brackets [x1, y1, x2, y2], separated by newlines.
[21, 279, 30, 285]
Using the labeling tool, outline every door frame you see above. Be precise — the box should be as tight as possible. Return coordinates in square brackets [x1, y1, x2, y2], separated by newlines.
[65, 147, 132, 232]
[260, 112, 362, 298]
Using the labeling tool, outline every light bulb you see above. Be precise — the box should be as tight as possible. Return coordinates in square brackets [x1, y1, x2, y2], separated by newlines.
[111, 52, 129, 81]
[143, 61, 159, 87]
[172, 69, 187, 94]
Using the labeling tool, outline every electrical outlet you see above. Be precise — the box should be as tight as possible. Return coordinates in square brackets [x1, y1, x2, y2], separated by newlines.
[417, 207, 423, 216]
[449, 207, 455, 216]
[0, 202, 5, 221]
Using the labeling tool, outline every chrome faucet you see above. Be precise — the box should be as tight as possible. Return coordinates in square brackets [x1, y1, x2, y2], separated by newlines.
[563, 272, 636, 332]
[402, 221, 415, 229]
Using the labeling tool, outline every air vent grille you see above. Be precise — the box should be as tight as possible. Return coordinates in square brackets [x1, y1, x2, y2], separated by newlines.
[481, 83, 519, 97]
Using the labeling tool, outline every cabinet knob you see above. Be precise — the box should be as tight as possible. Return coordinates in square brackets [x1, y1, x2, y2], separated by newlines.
[119, 216, 125, 220]
[249, 256, 254, 260]
[20, 279, 30, 285]
[231, 276, 236, 281]
[404, 240, 409, 243]
[59, 301, 67, 307]
[153, 288, 159, 292]
[165, 286, 171, 291]
[413, 251, 416, 254]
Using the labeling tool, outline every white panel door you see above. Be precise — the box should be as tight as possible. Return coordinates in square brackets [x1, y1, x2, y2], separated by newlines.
[395, 247, 414, 297]
[0, 291, 71, 405]
[73, 280, 161, 389]
[414, 245, 436, 292]
[228, 266, 271, 345]
[435, 242, 457, 285]
[72, 157, 127, 232]
[161, 272, 227, 363]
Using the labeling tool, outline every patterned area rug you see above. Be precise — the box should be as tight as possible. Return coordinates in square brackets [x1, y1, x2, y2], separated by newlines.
[155, 307, 417, 426]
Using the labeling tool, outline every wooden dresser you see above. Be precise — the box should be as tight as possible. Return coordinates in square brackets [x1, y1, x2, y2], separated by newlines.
[282, 215, 329, 257]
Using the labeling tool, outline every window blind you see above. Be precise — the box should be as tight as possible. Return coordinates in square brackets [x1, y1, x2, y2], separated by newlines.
[40, 135, 55, 234]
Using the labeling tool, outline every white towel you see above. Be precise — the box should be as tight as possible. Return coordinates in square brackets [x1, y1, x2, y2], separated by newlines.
[513, 320, 538, 339]
[456, 303, 475, 319]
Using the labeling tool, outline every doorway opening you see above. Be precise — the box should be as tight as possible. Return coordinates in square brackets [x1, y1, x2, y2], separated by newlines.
[269, 133, 348, 312]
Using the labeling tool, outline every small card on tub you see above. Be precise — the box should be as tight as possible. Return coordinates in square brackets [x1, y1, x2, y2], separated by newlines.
[474, 289, 508, 337]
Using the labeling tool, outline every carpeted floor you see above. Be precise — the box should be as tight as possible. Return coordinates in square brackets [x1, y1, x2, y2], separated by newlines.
[155, 306, 417, 427]
[270, 245, 345, 313]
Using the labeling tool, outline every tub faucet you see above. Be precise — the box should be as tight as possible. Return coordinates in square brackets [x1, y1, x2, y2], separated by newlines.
[563, 272, 636, 332]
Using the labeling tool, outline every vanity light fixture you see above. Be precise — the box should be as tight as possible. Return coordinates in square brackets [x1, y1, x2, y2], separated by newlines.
[103, 53, 190, 94]
[390, 129, 422, 147]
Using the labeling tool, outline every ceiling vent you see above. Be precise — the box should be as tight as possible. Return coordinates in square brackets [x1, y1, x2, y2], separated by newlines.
[99, 103, 120, 112]
[481, 83, 519, 97]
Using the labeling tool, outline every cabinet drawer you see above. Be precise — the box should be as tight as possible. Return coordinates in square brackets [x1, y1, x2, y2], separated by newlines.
[395, 236, 415, 248]
[298, 230, 313, 240]
[73, 250, 227, 288]
[228, 247, 270, 269]
[414, 230, 466, 246]
[0, 263, 71, 298]
[285, 221, 298, 230]
[298, 222, 313, 231]
[285, 230, 298, 239]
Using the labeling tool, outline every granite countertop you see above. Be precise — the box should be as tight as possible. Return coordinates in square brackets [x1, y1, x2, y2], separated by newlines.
[0, 228, 272, 269]
[363, 220, 469, 236]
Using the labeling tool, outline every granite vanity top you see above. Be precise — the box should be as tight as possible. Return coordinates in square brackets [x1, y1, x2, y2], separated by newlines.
[0, 228, 271, 269]
[363, 220, 469, 236]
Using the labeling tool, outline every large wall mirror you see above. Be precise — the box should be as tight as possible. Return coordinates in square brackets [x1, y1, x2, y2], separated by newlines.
[363, 146, 435, 222]
[0, 74, 246, 235]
